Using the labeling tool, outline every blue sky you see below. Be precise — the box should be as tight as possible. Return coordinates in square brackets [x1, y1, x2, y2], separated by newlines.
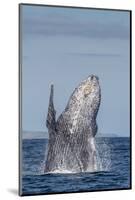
[21, 5, 130, 137]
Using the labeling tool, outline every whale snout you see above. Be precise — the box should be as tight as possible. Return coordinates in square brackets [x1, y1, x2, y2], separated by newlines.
[87, 75, 99, 82]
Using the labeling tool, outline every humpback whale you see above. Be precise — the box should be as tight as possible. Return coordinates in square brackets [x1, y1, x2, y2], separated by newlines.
[44, 75, 101, 173]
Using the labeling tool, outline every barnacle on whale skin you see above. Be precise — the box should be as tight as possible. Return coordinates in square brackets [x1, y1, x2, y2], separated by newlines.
[84, 84, 92, 97]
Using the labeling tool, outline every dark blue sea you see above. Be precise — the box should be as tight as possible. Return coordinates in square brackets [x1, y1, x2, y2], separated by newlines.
[21, 137, 131, 195]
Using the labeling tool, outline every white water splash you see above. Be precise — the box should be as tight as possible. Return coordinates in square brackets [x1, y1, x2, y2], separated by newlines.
[95, 138, 111, 171]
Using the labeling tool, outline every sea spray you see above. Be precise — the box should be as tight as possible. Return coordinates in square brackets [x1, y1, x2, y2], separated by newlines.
[95, 137, 111, 171]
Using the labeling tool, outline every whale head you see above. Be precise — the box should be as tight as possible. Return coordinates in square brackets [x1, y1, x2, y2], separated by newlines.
[66, 75, 101, 114]
[62, 75, 101, 135]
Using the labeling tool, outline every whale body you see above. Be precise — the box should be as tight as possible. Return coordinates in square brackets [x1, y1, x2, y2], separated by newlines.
[44, 75, 101, 173]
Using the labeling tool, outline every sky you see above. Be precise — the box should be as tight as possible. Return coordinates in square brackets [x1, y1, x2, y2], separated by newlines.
[21, 5, 130, 137]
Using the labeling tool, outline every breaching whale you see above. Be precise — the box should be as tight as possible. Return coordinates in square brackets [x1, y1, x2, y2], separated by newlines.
[44, 75, 101, 173]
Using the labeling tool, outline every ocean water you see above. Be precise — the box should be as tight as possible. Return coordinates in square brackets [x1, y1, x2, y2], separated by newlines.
[21, 137, 131, 195]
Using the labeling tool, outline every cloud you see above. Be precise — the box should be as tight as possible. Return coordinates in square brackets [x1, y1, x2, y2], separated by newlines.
[22, 7, 130, 39]
[67, 52, 121, 57]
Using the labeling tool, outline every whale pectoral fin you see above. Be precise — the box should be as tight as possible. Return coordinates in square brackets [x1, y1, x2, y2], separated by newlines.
[46, 84, 56, 131]
[92, 121, 98, 137]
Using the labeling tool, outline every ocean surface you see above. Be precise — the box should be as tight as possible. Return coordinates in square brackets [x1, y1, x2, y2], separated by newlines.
[21, 137, 131, 195]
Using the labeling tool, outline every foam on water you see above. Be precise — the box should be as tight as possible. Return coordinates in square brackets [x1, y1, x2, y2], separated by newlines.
[45, 169, 76, 174]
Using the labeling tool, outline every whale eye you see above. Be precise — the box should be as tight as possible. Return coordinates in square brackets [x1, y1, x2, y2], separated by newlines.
[84, 85, 92, 97]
